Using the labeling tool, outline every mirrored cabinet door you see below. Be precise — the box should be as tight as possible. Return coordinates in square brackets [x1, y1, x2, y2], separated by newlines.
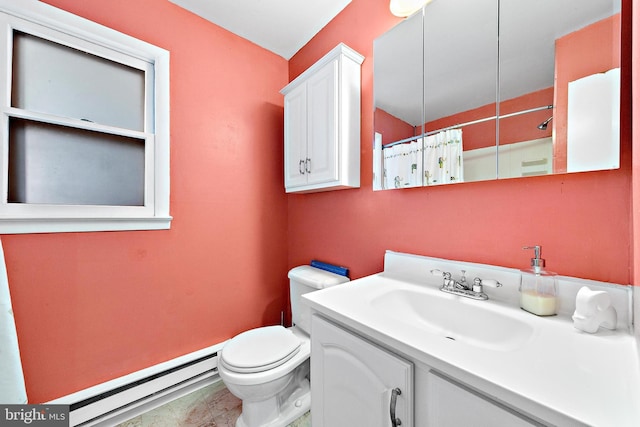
[423, 0, 497, 185]
[373, 9, 423, 190]
[497, 0, 621, 179]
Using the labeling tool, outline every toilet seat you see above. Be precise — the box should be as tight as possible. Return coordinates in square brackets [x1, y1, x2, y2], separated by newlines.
[221, 325, 301, 374]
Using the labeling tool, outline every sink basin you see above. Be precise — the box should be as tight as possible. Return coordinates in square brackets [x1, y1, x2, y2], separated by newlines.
[370, 287, 534, 351]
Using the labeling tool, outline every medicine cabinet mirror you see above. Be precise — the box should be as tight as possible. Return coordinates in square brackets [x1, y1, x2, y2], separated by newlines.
[373, 0, 621, 190]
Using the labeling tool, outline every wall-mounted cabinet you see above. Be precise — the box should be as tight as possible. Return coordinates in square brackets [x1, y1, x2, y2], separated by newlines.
[373, 0, 621, 190]
[281, 43, 364, 193]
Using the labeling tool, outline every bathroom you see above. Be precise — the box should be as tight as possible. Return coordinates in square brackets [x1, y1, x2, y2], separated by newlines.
[0, 0, 638, 425]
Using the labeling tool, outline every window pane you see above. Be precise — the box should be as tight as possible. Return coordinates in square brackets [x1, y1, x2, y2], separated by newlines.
[9, 119, 145, 206]
[12, 31, 145, 131]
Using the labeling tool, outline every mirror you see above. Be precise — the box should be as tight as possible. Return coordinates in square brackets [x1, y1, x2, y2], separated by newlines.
[373, 0, 621, 190]
[373, 8, 424, 189]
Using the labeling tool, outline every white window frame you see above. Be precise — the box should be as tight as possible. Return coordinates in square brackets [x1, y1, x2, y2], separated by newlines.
[0, 0, 171, 233]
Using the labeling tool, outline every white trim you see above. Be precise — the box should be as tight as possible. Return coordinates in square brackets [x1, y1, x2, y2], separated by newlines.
[6, 14, 152, 72]
[86, 376, 223, 427]
[280, 43, 364, 96]
[0, 0, 161, 63]
[0, 217, 173, 234]
[0, 0, 171, 233]
[4, 107, 151, 139]
[49, 342, 226, 426]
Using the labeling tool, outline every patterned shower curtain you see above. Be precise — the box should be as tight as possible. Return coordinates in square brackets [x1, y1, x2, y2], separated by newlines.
[423, 129, 463, 185]
[383, 138, 423, 189]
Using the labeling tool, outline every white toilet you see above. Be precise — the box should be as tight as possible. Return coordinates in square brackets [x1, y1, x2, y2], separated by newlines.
[218, 265, 349, 427]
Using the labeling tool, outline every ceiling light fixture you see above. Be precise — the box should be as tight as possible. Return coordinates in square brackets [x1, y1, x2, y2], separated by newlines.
[389, 0, 433, 17]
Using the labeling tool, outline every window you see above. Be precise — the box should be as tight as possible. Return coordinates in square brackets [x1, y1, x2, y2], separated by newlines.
[0, 0, 170, 233]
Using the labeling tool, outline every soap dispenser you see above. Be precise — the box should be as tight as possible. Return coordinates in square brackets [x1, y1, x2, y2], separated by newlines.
[520, 246, 558, 316]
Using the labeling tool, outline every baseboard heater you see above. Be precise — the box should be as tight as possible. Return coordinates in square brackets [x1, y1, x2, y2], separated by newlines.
[50, 344, 223, 426]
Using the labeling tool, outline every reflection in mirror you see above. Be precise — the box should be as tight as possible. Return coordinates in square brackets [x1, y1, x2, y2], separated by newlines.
[374, 0, 499, 189]
[373, 0, 621, 190]
[423, 0, 497, 185]
[373, 9, 423, 190]
[498, 0, 621, 178]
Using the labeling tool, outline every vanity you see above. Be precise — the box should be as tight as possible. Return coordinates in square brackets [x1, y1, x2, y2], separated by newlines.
[303, 251, 640, 426]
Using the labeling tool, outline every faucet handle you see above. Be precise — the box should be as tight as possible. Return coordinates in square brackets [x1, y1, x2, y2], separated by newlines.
[430, 269, 450, 279]
[472, 277, 502, 293]
[481, 279, 502, 288]
[431, 269, 455, 289]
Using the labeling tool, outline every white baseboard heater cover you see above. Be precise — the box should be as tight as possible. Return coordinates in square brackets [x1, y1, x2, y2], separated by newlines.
[49, 343, 223, 426]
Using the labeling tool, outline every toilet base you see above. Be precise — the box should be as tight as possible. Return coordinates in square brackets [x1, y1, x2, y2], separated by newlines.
[235, 377, 310, 427]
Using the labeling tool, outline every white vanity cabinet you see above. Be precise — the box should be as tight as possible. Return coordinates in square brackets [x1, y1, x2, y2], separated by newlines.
[427, 372, 540, 426]
[304, 251, 640, 426]
[281, 44, 364, 193]
[311, 315, 413, 427]
[312, 312, 542, 427]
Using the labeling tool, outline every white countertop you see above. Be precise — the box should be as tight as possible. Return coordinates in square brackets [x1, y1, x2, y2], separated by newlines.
[304, 271, 640, 426]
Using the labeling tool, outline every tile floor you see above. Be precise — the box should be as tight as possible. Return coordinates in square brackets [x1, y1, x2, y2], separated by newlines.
[115, 380, 311, 427]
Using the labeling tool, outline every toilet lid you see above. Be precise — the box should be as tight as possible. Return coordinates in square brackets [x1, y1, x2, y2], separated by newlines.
[221, 325, 301, 373]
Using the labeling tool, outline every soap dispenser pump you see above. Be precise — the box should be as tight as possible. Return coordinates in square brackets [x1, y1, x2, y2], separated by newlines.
[520, 245, 558, 316]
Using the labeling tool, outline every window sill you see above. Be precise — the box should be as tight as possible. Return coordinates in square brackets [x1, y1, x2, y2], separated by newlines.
[0, 216, 172, 234]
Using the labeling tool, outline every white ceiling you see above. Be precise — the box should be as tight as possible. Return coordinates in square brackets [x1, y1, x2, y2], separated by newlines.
[168, 0, 352, 60]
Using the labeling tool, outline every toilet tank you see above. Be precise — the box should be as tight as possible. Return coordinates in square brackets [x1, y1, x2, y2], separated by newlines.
[288, 265, 349, 333]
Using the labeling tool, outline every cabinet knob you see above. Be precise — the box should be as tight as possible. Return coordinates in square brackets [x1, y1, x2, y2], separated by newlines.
[299, 159, 306, 175]
[306, 158, 311, 174]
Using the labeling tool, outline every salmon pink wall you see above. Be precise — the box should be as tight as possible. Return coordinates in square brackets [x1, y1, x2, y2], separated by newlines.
[498, 88, 555, 148]
[374, 108, 416, 146]
[423, 88, 555, 151]
[6, 0, 289, 402]
[287, 0, 632, 285]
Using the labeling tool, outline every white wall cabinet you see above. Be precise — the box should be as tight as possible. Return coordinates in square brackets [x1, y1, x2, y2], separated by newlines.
[311, 315, 413, 427]
[281, 43, 363, 193]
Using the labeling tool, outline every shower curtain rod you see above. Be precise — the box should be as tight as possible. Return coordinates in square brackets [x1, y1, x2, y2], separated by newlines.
[381, 105, 553, 149]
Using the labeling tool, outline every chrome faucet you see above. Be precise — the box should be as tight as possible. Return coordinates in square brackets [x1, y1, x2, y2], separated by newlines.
[431, 269, 502, 300]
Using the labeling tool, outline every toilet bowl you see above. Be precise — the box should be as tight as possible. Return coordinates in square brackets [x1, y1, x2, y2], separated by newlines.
[218, 266, 349, 427]
[219, 326, 311, 427]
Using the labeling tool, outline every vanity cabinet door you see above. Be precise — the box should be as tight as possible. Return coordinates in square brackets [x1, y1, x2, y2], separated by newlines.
[427, 371, 539, 426]
[311, 315, 413, 427]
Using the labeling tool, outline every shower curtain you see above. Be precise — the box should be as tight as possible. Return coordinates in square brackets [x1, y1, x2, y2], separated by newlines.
[383, 138, 423, 189]
[423, 129, 463, 185]
[0, 237, 27, 404]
